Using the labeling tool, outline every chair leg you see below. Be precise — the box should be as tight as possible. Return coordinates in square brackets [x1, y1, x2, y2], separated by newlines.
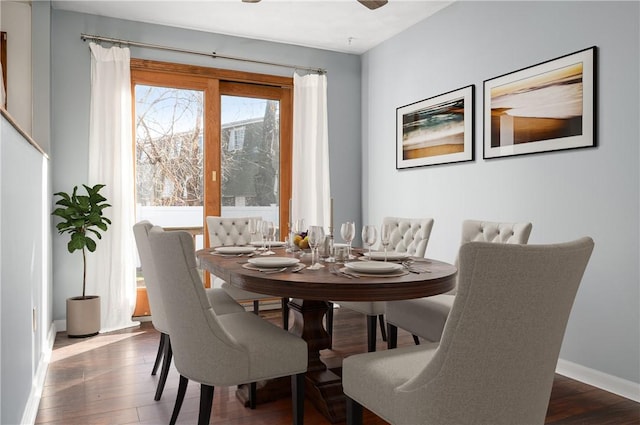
[413, 334, 421, 345]
[198, 384, 215, 425]
[326, 302, 334, 348]
[366, 315, 377, 352]
[291, 373, 305, 425]
[387, 323, 398, 349]
[346, 395, 363, 425]
[253, 300, 260, 314]
[154, 335, 172, 401]
[249, 382, 257, 409]
[282, 297, 289, 329]
[378, 314, 387, 342]
[169, 375, 189, 425]
[151, 332, 166, 376]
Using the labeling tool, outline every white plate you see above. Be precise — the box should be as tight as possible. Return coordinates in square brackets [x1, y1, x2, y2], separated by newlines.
[250, 240, 287, 247]
[362, 251, 410, 261]
[345, 261, 404, 274]
[248, 256, 300, 268]
[214, 246, 256, 254]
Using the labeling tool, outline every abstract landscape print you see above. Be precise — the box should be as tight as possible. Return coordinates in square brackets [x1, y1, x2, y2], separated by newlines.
[484, 47, 596, 159]
[397, 85, 474, 169]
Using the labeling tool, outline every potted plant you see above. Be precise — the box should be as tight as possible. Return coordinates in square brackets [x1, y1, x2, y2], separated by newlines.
[52, 184, 111, 337]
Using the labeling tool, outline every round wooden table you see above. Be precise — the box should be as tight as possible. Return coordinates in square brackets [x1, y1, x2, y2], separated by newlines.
[197, 248, 457, 423]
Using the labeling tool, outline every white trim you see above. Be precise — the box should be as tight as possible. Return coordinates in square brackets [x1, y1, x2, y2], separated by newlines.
[20, 322, 57, 425]
[556, 358, 640, 402]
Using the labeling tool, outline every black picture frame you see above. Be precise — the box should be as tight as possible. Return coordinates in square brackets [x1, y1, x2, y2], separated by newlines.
[396, 85, 474, 169]
[483, 46, 597, 159]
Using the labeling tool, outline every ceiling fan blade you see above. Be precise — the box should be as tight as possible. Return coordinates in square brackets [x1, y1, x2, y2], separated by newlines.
[357, 0, 388, 10]
[242, 0, 261, 3]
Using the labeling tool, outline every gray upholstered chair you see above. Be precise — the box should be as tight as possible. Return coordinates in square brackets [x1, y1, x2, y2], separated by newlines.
[329, 217, 434, 352]
[386, 219, 532, 348]
[206, 216, 291, 329]
[133, 221, 245, 401]
[147, 226, 308, 425]
[344, 237, 594, 425]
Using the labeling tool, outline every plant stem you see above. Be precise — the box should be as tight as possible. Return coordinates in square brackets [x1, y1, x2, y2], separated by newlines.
[82, 247, 87, 298]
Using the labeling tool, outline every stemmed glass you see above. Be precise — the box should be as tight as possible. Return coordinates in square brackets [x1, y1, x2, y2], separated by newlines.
[361, 224, 378, 259]
[380, 223, 392, 262]
[308, 225, 326, 269]
[261, 221, 276, 255]
[249, 218, 262, 250]
[340, 221, 356, 260]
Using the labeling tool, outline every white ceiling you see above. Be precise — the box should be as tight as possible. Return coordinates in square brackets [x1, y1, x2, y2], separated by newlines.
[51, 0, 454, 54]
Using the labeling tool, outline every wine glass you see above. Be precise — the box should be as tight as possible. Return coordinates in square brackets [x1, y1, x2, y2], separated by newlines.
[249, 218, 262, 249]
[308, 225, 325, 269]
[259, 220, 270, 253]
[361, 224, 378, 258]
[265, 221, 277, 255]
[380, 223, 392, 262]
[340, 221, 356, 260]
[260, 220, 275, 255]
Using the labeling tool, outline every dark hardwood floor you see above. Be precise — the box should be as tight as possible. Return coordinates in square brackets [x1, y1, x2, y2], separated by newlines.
[36, 306, 639, 425]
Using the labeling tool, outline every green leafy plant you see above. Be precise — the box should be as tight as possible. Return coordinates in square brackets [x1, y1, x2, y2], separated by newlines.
[52, 184, 111, 298]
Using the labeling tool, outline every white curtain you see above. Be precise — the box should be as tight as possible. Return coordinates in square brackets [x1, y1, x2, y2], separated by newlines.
[292, 72, 331, 229]
[86, 43, 138, 333]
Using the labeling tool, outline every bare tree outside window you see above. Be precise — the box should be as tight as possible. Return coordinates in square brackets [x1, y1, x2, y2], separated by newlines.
[135, 85, 204, 207]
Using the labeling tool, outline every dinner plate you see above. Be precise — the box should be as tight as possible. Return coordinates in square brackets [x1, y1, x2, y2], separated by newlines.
[248, 256, 300, 268]
[250, 240, 287, 247]
[339, 267, 408, 278]
[362, 251, 410, 261]
[345, 261, 404, 274]
[214, 246, 256, 255]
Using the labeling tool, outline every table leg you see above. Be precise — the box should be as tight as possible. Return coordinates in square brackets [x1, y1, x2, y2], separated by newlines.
[288, 298, 345, 423]
[235, 298, 345, 423]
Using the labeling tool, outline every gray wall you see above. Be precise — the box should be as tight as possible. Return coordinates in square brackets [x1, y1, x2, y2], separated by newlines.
[1, 112, 50, 425]
[50, 10, 361, 322]
[362, 1, 639, 386]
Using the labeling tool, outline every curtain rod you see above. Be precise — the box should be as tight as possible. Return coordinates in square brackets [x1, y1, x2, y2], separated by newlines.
[80, 33, 326, 74]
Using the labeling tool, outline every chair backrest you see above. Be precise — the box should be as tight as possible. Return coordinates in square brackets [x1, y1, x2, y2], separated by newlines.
[206, 216, 261, 247]
[133, 221, 169, 334]
[460, 219, 533, 245]
[449, 220, 532, 294]
[381, 217, 434, 257]
[396, 237, 594, 425]
[147, 226, 250, 385]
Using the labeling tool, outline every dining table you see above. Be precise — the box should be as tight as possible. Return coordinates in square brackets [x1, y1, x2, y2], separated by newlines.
[196, 246, 457, 424]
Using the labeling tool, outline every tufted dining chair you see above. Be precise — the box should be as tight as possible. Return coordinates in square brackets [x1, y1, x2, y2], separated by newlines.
[206, 216, 291, 329]
[344, 237, 594, 425]
[385, 219, 532, 349]
[133, 221, 245, 401]
[329, 217, 434, 352]
[148, 226, 308, 425]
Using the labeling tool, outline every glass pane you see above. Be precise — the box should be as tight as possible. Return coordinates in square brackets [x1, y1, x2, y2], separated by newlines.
[134, 84, 205, 248]
[221, 95, 280, 230]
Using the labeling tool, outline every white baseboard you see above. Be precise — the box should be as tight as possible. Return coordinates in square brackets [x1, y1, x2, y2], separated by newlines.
[556, 358, 640, 402]
[53, 318, 65, 332]
[21, 322, 57, 425]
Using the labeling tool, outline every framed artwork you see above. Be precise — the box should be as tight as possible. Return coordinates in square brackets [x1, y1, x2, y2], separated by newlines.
[484, 46, 596, 159]
[396, 85, 474, 169]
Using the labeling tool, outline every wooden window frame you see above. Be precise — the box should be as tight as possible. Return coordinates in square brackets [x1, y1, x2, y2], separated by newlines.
[130, 59, 293, 240]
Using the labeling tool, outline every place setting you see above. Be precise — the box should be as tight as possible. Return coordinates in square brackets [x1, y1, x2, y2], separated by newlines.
[241, 256, 305, 274]
[209, 245, 257, 257]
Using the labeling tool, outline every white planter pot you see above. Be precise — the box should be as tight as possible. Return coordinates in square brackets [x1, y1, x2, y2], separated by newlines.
[66, 296, 101, 338]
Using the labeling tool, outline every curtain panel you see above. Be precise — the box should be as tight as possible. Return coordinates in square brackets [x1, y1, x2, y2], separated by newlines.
[292, 72, 331, 229]
[86, 43, 138, 333]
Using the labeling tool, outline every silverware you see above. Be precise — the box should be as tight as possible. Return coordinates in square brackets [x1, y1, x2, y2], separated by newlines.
[330, 265, 353, 279]
[402, 261, 431, 273]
